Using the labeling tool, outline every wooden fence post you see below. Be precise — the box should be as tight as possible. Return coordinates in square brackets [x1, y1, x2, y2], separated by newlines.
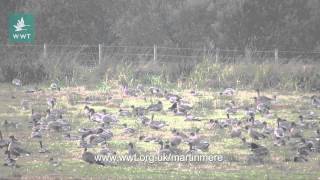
[153, 44, 157, 61]
[43, 43, 47, 58]
[215, 48, 219, 63]
[274, 48, 278, 63]
[98, 44, 102, 65]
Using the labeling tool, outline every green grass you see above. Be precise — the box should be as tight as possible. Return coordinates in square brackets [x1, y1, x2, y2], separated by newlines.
[0, 83, 319, 179]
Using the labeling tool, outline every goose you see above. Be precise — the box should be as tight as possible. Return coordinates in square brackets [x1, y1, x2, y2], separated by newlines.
[230, 122, 242, 138]
[139, 135, 161, 143]
[297, 115, 312, 129]
[49, 157, 61, 167]
[49, 83, 60, 91]
[88, 128, 113, 144]
[190, 90, 200, 96]
[31, 129, 47, 153]
[122, 123, 136, 135]
[136, 84, 145, 93]
[128, 142, 139, 156]
[194, 140, 210, 151]
[147, 101, 163, 112]
[63, 133, 80, 141]
[0, 130, 9, 149]
[8, 136, 31, 157]
[225, 100, 237, 114]
[255, 102, 270, 114]
[168, 101, 178, 111]
[187, 132, 201, 146]
[144, 115, 167, 130]
[82, 148, 104, 165]
[247, 116, 264, 128]
[3, 150, 17, 167]
[311, 95, 320, 107]
[148, 120, 167, 130]
[149, 87, 162, 96]
[45, 109, 59, 122]
[158, 141, 172, 156]
[84, 106, 91, 119]
[12, 78, 22, 87]
[89, 109, 117, 124]
[293, 155, 308, 162]
[138, 115, 152, 125]
[171, 129, 188, 139]
[47, 97, 57, 109]
[315, 129, 320, 138]
[79, 134, 93, 148]
[255, 89, 275, 103]
[119, 108, 132, 117]
[245, 126, 266, 140]
[88, 134, 106, 146]
[207, 119, 220, 130]
[122, 86, 139, 97]
[186, 142, 202, 155]
[164, 90, 181, 102]
[277, 118, 291, 131]
[2, 120, 19, 129]
[184, 114, 202, 121]
[290, 122, 303, 138]
[261, 121, 273, 135]
[100, 145, 116, 156]
[31, 109, 42, 122]
[173, 108, 186, 116]
[220, 88, 236, 96]
[47, 115, 70, 132]
[249, 143, 269, 157]
[244, 107, 256, 118]
[170, 132, 182, 147]
[296, 138, 313, 157]
[177, 100, 193, 112]
[247, 143, 269, 164]
[21, 99, 30, 110]
[131, 105, 146, 116]
[274, 118, 285, 139]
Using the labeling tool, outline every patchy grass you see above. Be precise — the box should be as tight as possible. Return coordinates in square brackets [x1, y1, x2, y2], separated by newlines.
[0, 83, 319, 179]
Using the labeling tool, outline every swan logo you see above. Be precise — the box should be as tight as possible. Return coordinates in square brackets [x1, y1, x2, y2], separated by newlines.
[9, 13, 35, 43]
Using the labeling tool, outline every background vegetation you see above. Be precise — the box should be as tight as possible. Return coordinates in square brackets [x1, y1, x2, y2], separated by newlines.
[1, 0, 320, 91]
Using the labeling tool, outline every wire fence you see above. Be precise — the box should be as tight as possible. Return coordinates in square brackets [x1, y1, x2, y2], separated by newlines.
[1, 44, 320, 67]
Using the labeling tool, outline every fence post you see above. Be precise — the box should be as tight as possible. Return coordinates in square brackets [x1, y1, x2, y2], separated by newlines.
[43, 43, 47, 58]
[215, 48, 219, 63]
[274, 48, 278, 63]
[98, 44, 102, 65]
[153, 44, 157, 61]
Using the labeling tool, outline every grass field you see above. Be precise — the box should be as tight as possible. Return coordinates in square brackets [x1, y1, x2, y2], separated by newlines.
[0, 83, 319, 180]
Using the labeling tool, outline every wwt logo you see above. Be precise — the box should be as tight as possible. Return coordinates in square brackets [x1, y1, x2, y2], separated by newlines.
[9, 13, 35, 43]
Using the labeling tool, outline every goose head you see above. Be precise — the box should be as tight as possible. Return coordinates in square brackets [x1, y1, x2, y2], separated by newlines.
[9, 135, 17, 142]
[89, 108, 95, 117]
[128, 142, 134, 149]
[96, 128, 104, 134]
[139, 135, 145, 141]
[226, 113, 230, 120]
[255, 89, 261, 97]
[276, 118, 281, 128]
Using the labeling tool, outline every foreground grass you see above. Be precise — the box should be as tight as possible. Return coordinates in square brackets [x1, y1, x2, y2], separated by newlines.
[0, 83, 319, 179]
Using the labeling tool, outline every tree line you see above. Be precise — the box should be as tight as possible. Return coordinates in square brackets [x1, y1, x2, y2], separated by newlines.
[1, 0, 320, 51]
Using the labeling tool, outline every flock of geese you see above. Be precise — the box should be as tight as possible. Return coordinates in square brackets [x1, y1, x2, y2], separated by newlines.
[1, 79, 320, 168]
